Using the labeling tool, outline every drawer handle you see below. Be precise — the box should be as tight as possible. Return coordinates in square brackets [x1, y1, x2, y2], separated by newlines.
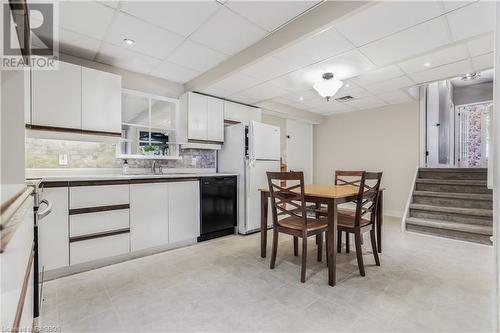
[69, 204, 130, 215]
[69, 228, 130, 243]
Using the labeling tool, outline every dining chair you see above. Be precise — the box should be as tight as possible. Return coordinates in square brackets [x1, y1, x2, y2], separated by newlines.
[317, 170, 364, 253]
[267, 171, 328, 283]
[337, 171, 382, 276]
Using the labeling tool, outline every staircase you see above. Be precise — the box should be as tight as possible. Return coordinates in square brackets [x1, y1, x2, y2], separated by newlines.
[405, 168, 493, 245]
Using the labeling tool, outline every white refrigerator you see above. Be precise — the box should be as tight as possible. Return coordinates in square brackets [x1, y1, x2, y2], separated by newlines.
[218, 121, 281, 234]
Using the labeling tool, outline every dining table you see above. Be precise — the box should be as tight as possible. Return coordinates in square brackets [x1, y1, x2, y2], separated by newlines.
[259, 184, 384, 287]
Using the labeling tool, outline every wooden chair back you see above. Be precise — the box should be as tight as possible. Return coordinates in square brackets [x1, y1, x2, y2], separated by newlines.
[353, 172, 383, 227]
[266, 171, 307, 230]
[334, 170, 364, 186]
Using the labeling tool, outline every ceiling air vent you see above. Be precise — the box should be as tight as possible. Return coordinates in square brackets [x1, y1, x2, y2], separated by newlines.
[335, 95, 354, 102]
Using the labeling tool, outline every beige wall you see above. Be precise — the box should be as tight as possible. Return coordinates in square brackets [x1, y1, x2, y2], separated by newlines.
[261, 114, 287, 160]
[313, 102, 420, 217]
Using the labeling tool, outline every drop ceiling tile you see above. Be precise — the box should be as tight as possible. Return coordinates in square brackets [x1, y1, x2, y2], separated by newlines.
[57, 28, 102, 61]
[311, 100, 356, 114]
[241, 82, 289, 102]
[472, 53, 493, 71]
[268, 74, 313, 93]
[97, 42, 162, 75]
[225, 1, 319, 32]
[364, 75, 414, 94]
[335, 1, 443, 46]
[282, 89, 321, 103]
[99, 1, 120, 9]
[228, 92, 259, 104]
[446, 1, 495, 41]
[342, 96, 387, 110]
[398, 44, 469, 74]
[189, 6, 267, 55]
[105, 12, 184, 60]
[199, 86, 233, 99]
[150, 61, 201, 84]
[359, 17, 451, 66]
[377, 90, 412, 104]
[409, 59, 472, 83]
[120, 1, 221, 37]
[273, 26, 355, 69]
[240, 56, 297, 81]
[211, 73, 261, 95]
[467, 33, 494, 57]
[351, 65, 405, 86]
[441, 1, 476, 12]
[335, 86, 372, 99]
[58, 1, 115, 40]
[167, 40, 228, 72]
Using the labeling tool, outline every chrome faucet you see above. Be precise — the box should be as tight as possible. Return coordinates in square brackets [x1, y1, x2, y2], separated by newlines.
[151, 160, 162, 175]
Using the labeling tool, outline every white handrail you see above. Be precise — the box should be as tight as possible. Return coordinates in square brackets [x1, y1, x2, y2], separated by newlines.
[402, 165, 419, 232]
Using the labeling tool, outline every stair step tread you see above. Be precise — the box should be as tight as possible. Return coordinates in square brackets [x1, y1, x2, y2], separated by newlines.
[416, 178, 488, 186]
[413, 191, 492, 201]
[409, 204, 493, 217]
[406, 217, 492, 235]
[419, 168, 487, 173]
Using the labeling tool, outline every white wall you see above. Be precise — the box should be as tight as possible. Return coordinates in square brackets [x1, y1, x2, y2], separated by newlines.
[313, 102, 420, 217]
[261, 114, 287, 160]
[286, 119, 313, 183]
[493, 4, 499, 331]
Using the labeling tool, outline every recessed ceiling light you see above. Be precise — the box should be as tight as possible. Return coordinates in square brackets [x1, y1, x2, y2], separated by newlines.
[424, 62, 431, 67]
[299, 97, 304, 101]
[345, 84, 350, 88]
[123, 38, 135, 46]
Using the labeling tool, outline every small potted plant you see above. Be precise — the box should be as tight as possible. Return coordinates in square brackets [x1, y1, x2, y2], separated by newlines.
[142, 144, 156, 156]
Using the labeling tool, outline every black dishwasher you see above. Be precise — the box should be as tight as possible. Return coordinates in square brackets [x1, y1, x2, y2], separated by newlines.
[198, 176, 237, 242]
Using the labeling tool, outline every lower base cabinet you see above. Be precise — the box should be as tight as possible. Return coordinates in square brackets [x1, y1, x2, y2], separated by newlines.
[169, 181, 200, 243]
[70, 233, 130, 265]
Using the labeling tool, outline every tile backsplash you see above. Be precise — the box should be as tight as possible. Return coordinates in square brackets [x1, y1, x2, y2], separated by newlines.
[25, 138, 216, 169]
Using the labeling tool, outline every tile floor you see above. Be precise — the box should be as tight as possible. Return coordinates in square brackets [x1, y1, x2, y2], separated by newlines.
[39, 217, 494, 332]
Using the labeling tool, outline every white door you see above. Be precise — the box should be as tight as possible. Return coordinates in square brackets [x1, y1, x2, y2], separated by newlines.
[168, 181, 200, 242]
[82, 67, 122, 133]
[206, 96, 224, 142]
[130, 183, 169, 251]
[32, 61, 82, 129]
[250, 121, 280, 161]
[426, 82, 440, 167]
[188, 93, 207, 141]
[286, 119, 313, 183]
[245, 160, 280, 233]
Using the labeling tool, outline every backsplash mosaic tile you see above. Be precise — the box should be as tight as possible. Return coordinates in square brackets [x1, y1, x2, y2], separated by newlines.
[26, 139, 216, 169]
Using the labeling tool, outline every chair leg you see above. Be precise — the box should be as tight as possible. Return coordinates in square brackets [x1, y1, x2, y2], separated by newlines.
[337, 230, 342, 253]
[270, 229, 279, 269]
[300, 237, 307, 283]
[293, 236, 298, 257]
[315, 234, 320, 245]
[317, 233, 323, 262]
[354, 231, 365, 276]
[345, 232, 350, 253]
[325, 232, 329, 267]
[370, 229, 380, 266]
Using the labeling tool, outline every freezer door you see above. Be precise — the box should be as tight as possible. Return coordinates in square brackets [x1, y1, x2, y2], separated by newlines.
[249, 121, 280, 161]
[245, 160, 280, 233]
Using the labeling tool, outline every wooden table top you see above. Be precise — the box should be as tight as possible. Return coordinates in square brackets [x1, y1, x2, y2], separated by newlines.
[259, 184, 360, 199]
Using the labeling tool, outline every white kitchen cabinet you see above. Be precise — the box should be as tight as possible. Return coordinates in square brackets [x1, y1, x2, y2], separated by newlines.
[168, 181, 200, 243]
[187, 92, 208, 141]
[32, 61, 82, 129]
[70, 233, 129, 265]
[130, 183, 169, 251]
[70, 209, 130, 237]
[82, 67, 122, 134]
[207, 97, 224, 142]
[70, 184, 129, 209]
[224, 100, 261, 125]
[39, 187, 69, 271]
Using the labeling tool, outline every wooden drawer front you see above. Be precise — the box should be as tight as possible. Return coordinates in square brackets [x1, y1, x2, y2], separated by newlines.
[70, 233, 129, 265]
[70, 209, 129, 237]
[70, 185, 129, 209]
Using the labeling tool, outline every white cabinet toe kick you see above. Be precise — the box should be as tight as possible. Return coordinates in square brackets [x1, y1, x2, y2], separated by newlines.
[38, 178, 201, 280]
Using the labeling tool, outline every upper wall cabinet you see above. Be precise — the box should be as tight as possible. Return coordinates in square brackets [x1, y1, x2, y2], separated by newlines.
[32, 61, 82, 130]
[82, 67, 122, 133]
[30, 60, 122, 136]
[180, 92, 224, 143]
[224, 101, 262, 125]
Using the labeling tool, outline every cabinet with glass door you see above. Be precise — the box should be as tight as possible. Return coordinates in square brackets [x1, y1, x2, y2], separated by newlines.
[117, 89, 180, 159]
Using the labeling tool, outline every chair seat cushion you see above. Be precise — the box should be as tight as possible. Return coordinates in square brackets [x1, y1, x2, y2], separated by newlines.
[277, 216, 328, 232]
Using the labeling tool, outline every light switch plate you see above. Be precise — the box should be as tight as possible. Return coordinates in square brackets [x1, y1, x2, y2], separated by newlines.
[58, 154, 68, 166]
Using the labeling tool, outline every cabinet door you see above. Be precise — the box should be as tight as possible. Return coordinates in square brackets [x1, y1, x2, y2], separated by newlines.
[82, 67, 122, 133]
[224, 100, 261, 124]
[130, 183, 169, 251]
[32, 61, 81, 129]
[39, 187, 69, 271]
[207, 96, 224, 142]
[168, 181, 200, 243]
[187, 93, 207, 141]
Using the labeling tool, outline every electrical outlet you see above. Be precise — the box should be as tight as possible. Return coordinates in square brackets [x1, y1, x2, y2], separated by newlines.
[58, 154, 68, 166]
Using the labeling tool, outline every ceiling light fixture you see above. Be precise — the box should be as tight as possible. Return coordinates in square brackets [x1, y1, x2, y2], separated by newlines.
[313, 72, 343, 102]
[461, 72, 480, 81]
[299, 97, 304, 101]
[345, 84, 350, 88]
[123, 38, 135, 46]
[424, 62, 431, 67]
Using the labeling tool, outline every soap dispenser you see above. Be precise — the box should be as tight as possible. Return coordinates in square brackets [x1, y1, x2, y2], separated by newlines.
[122, 159, 129, 175]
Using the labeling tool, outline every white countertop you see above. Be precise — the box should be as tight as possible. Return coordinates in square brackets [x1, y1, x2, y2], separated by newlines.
[26, 172, 239, 182]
